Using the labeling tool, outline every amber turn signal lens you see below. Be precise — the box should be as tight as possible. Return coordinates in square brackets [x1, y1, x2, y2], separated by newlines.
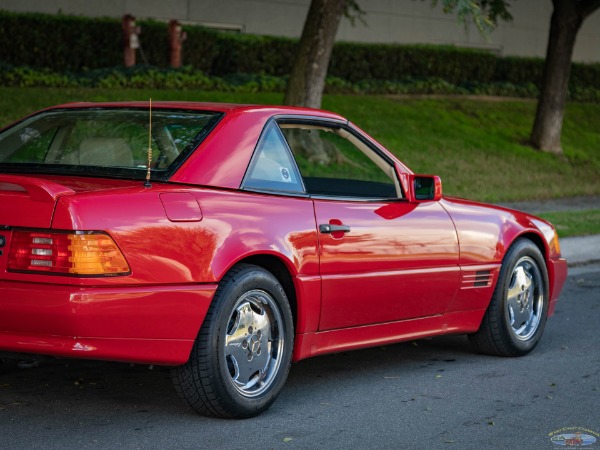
[550, 231, 562, 257]
[8, 230, 130, 276]
[68, 234, 130, 275]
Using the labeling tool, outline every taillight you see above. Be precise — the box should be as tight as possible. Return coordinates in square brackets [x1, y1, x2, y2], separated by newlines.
[8, 230, 130, 276]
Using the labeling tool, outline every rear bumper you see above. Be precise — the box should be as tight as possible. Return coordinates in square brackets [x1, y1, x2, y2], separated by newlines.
[547, 257, 568, 316]
[0, 281, 217, 365]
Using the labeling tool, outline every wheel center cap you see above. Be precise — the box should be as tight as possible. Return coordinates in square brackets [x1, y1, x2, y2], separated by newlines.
[518, 285, 531, 310]
[248, 334, 261, 354]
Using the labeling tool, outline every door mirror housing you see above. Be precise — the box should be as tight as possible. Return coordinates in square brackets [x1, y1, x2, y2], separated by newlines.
[409, 175, 442, 202]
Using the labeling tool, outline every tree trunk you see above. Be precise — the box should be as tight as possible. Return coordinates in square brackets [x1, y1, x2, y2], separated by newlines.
[530, 0, 600, 154]
[284, 0, 347, 108]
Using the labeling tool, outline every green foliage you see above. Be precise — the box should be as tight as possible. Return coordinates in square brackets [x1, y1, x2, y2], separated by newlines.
[493, 56, 544, 85]
[329, 43, 497, 83]
[2, 9, 600, 98]
[538, 210, 600, 237]
[135, 20, 169, 67]
[183, 26, 222, 73]
[4, 64, 600, 102]
[571, 62, 600, 90]
[433, 0, 513, 34]
[0, 11, 121, 70]
[0, 64, 77, 87]
[210, 33, 297, 76]
[0, 64, 292, 92]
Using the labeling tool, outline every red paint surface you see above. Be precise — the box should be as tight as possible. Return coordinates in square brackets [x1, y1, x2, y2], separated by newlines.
[314, 199, 460, 329]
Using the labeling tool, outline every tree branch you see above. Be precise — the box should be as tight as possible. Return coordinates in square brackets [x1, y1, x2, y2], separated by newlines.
[578, 0, 600, 19]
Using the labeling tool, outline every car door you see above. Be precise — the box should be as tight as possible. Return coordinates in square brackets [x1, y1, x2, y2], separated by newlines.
[279, 120, 460, 331]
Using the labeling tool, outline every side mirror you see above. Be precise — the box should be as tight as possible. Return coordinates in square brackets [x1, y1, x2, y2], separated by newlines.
[410, 175, 442, 202]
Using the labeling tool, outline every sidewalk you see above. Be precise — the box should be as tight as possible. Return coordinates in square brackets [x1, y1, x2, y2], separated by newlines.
[560, 235, 600, 266]
[497, 196, 600, 267]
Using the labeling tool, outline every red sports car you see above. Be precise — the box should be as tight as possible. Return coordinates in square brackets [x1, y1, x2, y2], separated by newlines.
[0, 102, 567, 418]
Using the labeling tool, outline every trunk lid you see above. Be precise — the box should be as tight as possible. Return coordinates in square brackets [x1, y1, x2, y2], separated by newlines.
[0, 174, 74, 228]
[0, 174, 144, 228]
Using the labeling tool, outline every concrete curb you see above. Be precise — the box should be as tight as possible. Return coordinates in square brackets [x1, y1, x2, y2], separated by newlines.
[559, 234, 600, 267]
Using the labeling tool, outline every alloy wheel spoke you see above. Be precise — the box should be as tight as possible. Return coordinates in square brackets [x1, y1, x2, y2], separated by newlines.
[225, 298, 272, 387]
[505, 256, 546, 342]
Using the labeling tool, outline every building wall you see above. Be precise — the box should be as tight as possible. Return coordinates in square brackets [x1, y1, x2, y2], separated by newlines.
[1, 0, 599, 62]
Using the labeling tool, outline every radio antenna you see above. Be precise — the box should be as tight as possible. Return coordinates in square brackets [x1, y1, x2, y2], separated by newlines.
[144, 98, 153, 188]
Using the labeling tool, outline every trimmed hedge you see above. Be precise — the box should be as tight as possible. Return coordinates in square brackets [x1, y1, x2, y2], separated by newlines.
[2, 10, 600, 92]
[329, 43, 498, 83]
[493, 56, 544, 86]
[210, 33, 296, 76]
[5, 63, 600, 103]
[0, 12, 122, 70]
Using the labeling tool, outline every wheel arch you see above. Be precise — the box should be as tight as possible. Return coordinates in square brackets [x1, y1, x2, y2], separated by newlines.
[508, 231, 561, 303]
[511, 231, 548, 261]
[497, 231, 550, 294]
[230, 254, 299, 331]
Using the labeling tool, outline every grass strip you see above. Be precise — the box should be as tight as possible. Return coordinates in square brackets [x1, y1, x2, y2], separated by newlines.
[538, 210, 600, 238]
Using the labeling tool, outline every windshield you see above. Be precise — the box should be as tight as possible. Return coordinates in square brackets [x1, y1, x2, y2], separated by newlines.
[0, 108, 222, 180]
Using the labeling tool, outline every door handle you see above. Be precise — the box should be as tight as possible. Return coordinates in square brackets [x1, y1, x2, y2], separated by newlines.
[319, 223, 351, 234]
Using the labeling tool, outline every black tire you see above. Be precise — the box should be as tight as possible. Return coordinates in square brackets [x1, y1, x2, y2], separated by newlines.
[172, 263, 294, 418]
[469, 238, 550, 357]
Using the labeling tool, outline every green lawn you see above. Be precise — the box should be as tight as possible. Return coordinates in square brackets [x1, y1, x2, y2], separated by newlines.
[1, 87, 599, 236]
[539, 210, 600, 238]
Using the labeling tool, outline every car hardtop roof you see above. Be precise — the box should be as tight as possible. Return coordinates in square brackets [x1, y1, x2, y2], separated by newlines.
[48, 101, 346, 121]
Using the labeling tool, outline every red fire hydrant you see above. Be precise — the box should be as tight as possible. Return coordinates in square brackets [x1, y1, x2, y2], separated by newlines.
[122, 14, 140, 67]
[169, 20, 187, 68]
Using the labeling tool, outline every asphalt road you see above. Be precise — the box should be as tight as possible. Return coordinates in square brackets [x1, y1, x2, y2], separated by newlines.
[1, 265, 599, 450]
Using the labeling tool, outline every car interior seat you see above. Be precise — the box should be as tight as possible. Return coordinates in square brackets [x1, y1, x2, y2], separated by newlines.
[61, 138, 134, 166]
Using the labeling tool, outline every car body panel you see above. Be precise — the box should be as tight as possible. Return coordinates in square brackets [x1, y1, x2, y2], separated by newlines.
[440, 197, 567, 312]
[0, 280, 215, 364]
[314, 199, 460, 329]
[293, 309, 486, 361]
[547, 258, 568, 315]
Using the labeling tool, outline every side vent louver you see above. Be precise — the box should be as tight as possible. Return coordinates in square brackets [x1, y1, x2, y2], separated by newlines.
[461, 270, 493, 289]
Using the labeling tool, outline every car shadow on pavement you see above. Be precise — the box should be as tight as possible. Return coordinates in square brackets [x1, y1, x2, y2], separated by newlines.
[0, 334, 477, 416]
[285, 334, 477, 391]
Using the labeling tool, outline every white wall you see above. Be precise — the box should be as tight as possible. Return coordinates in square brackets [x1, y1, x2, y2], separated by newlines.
[1, 0, 599, 62]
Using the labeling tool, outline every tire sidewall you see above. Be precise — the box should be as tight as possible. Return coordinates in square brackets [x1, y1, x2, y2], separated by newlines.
[207, 265, 294, 418]
[497, 239, 550, 354]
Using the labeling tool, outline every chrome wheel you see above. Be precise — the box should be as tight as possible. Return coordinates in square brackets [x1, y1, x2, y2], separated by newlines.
[506, 256, 545, 341]
[224, 289, 285, 398]
[468, 239, 549, 357]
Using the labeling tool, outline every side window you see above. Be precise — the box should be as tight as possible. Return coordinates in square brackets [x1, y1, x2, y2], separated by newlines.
[3, 127, 57, 163]
[243, 122, 305, 194]
[280, 125, 401, 199]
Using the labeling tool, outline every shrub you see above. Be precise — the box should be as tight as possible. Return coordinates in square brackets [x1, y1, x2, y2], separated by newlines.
[0, 11, 121, 70]
[3, 64, 600, 102]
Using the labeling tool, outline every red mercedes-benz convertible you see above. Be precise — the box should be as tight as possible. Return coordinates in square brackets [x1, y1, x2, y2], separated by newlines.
[0, 102, 567, 418]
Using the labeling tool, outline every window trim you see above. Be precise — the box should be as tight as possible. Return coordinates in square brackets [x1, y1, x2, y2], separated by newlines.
[240, 114, 406, 201]
[240, 119, 307, 196]
[276, 117, 405, 201]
